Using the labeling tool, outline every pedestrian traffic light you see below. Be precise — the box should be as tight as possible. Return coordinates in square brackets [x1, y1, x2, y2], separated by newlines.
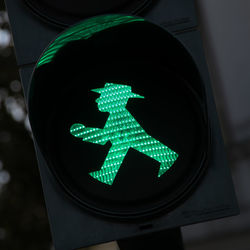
[5, 1, 238, 250]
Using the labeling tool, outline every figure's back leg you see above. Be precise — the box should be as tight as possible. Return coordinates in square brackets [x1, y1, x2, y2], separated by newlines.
[132, 135, 178, 177]
[89, 144, 129, 185]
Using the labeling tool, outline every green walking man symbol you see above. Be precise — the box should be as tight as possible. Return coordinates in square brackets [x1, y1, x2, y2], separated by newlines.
[70, 83, 178, 185]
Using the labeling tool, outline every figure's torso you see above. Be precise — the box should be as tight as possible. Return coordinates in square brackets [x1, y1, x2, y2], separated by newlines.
[104, 109, 146, 145]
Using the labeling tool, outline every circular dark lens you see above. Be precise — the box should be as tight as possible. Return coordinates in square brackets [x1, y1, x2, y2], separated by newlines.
[24, 0, 151, 27]
[28, 16, 209, 219]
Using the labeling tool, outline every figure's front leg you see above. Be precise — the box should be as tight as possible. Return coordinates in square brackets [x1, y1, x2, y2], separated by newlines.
[70, 123, 108, 145]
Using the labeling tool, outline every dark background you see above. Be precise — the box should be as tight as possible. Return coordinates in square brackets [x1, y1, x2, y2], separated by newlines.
[0, 1, 52, 249]
[0, 0, 250, 249]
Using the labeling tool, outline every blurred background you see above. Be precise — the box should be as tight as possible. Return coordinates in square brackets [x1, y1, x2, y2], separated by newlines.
[0, 0, 249, 249]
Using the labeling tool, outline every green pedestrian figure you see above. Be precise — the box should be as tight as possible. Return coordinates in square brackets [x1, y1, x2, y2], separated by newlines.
[70, 83, 178, 185]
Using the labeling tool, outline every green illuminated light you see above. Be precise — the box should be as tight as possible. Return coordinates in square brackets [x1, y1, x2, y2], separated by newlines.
[37, 15, 144, 68]
[70, 83, 178, 185]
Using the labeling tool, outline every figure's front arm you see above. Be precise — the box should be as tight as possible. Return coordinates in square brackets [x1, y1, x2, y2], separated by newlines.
[70, 123, 108, 145]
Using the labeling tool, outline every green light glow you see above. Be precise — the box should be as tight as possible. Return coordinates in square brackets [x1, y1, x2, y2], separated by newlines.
[37, 15, 144, 68]
[70, 83, 178, 185]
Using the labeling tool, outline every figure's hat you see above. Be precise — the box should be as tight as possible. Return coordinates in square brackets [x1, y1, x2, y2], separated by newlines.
[92, 83, 144, 99]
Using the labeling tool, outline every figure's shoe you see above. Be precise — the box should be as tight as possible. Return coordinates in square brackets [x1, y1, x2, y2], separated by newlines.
[158, 158, 178, 177]
[89, 169, 117, 185]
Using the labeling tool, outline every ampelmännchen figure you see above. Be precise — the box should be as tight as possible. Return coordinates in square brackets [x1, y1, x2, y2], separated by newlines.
[70, 83, 178, 185]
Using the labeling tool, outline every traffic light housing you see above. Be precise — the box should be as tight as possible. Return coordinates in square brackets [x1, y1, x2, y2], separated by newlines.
[5, 1, 238, 249]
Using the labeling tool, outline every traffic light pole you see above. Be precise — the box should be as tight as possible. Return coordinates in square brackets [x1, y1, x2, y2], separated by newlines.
[118, 228, 184, 250]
